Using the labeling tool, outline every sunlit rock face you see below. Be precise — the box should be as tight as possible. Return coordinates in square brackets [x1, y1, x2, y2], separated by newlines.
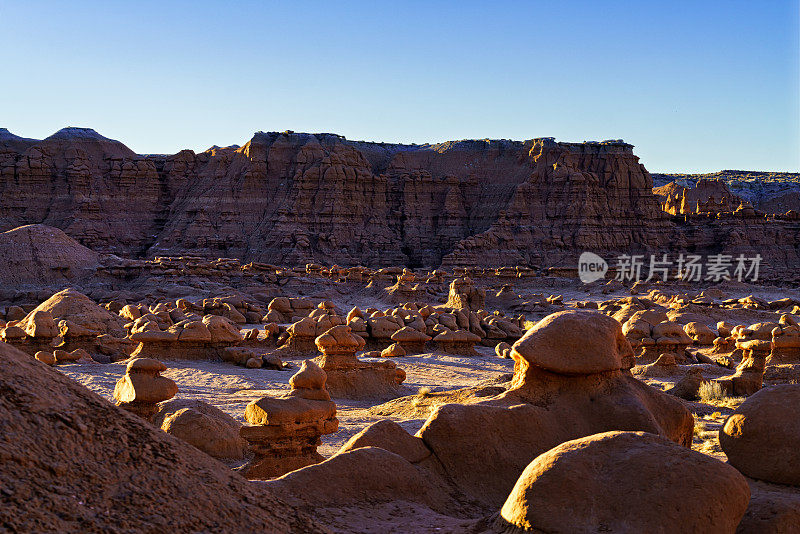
[1, 128, 798, 275]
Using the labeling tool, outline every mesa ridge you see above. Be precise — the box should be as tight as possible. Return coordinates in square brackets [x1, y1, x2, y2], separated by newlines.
[2, 127, 797, 277]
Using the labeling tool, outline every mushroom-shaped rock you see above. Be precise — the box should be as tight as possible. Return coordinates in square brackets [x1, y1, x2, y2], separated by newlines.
[390, 326, 430, 354]
[511, 311, 632, 375]
[129, 315, 241, 361]
[273, 317, 318, 355]
[770, 323, 800, 364]
[649, 321, 693, 360]
[366, 315, 403, 343]
[268, 297, 292, 315]
[288, 359, 330, 401]
[683, 321, 716, 345]
[314, 325, 365, 359]
[720, 384, 800, 485]
[415, 310, 693, 506]
[289, 317, 317, 337]
[716, 327, 770, 396]
[433, 329, 482, 356]
[177, 321, 213, 342]
[240, 361, 338, 479]
[313, 325, 405, 400]
[113, 358, 178, 421]
[496, 431, 750, 534]
[202, 315, 242, 344]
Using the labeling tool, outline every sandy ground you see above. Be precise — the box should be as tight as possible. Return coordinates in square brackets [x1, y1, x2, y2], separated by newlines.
[59, 346, 515, 458]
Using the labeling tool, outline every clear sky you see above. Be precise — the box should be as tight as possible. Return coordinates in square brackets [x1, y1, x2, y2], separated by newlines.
[2, 0, 798, 172]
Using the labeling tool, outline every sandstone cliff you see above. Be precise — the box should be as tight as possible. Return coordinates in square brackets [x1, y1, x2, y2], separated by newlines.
[0, 127, 798, 274]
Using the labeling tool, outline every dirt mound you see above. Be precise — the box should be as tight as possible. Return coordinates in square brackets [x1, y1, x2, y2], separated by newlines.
[0, 341, 323, 533]
[0, 224, 99, 285]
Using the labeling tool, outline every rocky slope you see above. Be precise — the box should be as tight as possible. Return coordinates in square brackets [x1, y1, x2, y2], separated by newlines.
[1, 128, 798, 275]
[653, 170, 800, 214]
[0, 340, 323, 533]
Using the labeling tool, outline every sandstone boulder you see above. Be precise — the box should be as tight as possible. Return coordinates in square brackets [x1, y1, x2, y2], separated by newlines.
[683, 321, 716, 345]
[513, 310, 633, 374]
[720, 384, 800, 485]
[29, 288, 124, 336]
[433, 329, 482, 356]
[390, 326, 430, 354]
[496, 431, 749, 534]
[34, 350, 55, 365]
[154, 399, 245, 460]
[18, 310, 58, 339]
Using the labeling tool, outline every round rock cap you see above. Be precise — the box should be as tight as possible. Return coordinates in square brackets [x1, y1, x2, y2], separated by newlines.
[512, 310, 631, 374]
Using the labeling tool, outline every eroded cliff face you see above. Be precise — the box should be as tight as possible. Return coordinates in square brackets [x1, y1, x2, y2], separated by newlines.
[145, 133, 545, 267]
[0, 128, 166, 255]
[0, 128, 797, 273]
[442, 138, 669, 267]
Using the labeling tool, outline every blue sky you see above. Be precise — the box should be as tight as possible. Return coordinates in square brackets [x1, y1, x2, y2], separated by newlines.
[2, 0, 798, 172]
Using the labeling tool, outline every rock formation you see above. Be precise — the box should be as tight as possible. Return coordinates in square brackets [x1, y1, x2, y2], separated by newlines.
[720, 384, 800, 485]
[390, 326, 430, 354]
[432, 329, 482, 355]
[128, 315, 243, 360]
[1, 310, 58, 355]
[495, 431, 750, 533]
[26, 288, 125, 337]
[2, 128, 798, 275]
[240, 360, 338, 479]
[656, 178, 742, 215]
[0, 339, 323, 532]
[313, 325, 406, 399]
[331, 311, 693, 509]
[113, 358, 178, 421]
[444, 277, 485, 310]
[717, 325, 770, 396]
[153, 399, 246, 460]
[770, 314, 800, 364]
[0, 224, 99, 285]
[414, 311, 692, 506]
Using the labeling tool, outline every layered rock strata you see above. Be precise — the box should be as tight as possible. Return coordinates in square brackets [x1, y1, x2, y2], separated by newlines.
[4, 128, 796, 275]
